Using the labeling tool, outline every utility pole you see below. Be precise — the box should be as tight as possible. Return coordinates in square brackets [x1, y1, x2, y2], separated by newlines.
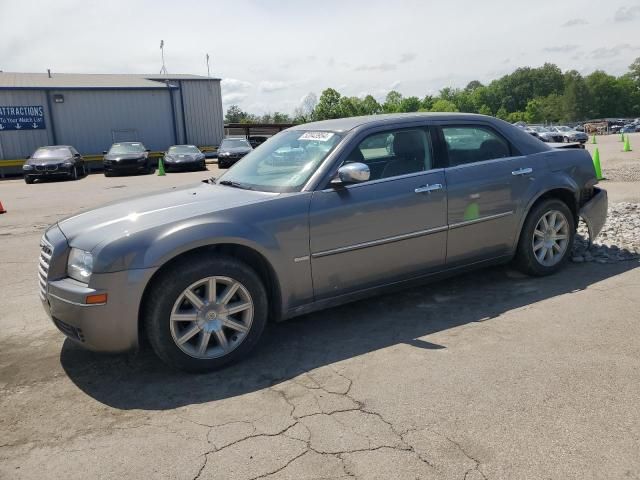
[160, 40, 168, 75]
[206, 53, 210, 77]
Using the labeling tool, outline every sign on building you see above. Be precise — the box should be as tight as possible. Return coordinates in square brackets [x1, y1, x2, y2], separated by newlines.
[0, 106, 46, 131]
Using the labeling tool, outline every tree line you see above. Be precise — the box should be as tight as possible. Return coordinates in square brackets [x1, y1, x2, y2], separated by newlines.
[225, 58, 640, 125]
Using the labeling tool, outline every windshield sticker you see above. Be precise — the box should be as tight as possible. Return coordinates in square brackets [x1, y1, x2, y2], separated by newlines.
[298, 131, 334, 142]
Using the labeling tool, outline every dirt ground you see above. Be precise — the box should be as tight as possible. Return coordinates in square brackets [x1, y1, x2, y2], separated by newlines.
[1, 143, 639, 479]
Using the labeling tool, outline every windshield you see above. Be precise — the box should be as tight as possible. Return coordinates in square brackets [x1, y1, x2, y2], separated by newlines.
[221, 139, 251, 149]
[109, 143, 145, 154]
[32, 147, 71, 159]
[555, 126, 570, 132]
[217, 130, 342, 192]
[530, 126, 548, 133]
[168, 145, 200, 154]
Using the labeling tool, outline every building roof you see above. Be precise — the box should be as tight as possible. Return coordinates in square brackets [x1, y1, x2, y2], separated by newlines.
[0, 72, 220, 90]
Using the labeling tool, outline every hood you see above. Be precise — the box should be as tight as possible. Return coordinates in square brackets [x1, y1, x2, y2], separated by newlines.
[165, 153, 201, 161]
[57, 182, 278, 251]
[219, 146, 252, 154]
[28, 157, 71, 165]
[104, 153, 147, 161]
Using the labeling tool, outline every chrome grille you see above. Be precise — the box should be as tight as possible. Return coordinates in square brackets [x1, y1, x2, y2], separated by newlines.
[35, 164, 59, 172]
[38, 238, 53, 300]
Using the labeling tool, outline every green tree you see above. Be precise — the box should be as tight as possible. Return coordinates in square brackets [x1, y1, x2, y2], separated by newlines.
[420, 95, 434, 111]
[430, 99, 459, 112]
[399, 96, 421, 112]
[361, 95, 382, 115]
[465, 80, 484, 91]
[314, 88, 343, 120]
[224, 105, 247, 123]
[585, 70, 620, 118]
[562, 70, 590, 121]
[478, 104, 493, 116]
[383, 91, 403, 113]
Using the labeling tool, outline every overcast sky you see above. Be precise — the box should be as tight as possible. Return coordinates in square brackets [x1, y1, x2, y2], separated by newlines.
[1, 0, 639, 114]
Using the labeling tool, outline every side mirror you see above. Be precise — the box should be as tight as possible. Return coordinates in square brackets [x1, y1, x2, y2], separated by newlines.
[145, 149, 151, 152]
[74, 153, 81, 157]
[102, 150, 108, 155]
[332, 162, 370, 186]
[25, 155, 30, 159]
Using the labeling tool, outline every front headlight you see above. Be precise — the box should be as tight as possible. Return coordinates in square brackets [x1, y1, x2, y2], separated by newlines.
[23, 164, 34, 170]
[67, 248, 93, 283]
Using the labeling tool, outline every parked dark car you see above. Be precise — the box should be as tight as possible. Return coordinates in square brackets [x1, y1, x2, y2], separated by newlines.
[103, 142, 151, 176]
[163, 145, 207, 172]
[620, 123, 640, 133]
[217, 138, 253, 168]
[248, 136, 269, 148]
[39, 113, 607, 372]
[22, 145, 86, 184]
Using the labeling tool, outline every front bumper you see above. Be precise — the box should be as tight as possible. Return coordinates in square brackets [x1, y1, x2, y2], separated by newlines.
[579, 187, 608, 245]
[40, 226, 157, 352]
[103, 160, 148, 173]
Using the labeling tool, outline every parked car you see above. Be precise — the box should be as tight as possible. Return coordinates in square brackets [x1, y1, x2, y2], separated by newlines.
[22, 145, 86, 184]
[38, 113, 607, 372]
[248, 136, 269, 148]
[217, 138, 253, 168]
[620, 123, 640, 133]
[103, 142, 151, 176]
[163, 145, 207, 172]
[548, 126, 588, 143]
[528, 126, 564, 143]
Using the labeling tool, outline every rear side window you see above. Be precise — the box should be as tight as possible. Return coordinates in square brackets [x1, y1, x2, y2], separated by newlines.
[442, 126, 511, 167]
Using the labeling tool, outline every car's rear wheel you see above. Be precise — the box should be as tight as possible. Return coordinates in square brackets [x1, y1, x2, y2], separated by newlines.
[515, 199, 575, 276]
[144, 255, 268, 372]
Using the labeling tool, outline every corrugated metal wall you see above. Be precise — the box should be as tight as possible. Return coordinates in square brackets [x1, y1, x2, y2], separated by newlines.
[49, 89, 176, 154]
[1, 78, 223, 160]
[0, 90, 53, 159]
[178, 80, 224, 146]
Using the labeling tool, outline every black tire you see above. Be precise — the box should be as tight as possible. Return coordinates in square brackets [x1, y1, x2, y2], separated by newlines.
[104, 170, 112, 177]
[200, 160, 207, 171]
[144, 254, 268, 373]
[514, 198, 575, 276]
[24, 176, 34, 184]
[82, 164, 87, 176]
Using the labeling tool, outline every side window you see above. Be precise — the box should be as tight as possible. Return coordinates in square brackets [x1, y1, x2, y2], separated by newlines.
[345, 128, 433, 181]
[442, 126, 511, 167]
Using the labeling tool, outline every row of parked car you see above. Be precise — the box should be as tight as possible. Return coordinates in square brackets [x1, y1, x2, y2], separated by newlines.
[21, 138, 255, 184]
[514, 123, 589, 144]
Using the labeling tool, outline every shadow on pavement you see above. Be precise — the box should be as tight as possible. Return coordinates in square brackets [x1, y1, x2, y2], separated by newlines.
[60, 260, 638, 410]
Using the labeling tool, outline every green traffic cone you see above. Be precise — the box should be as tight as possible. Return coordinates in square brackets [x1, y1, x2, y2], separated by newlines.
[592, 148, 603, 180]
[158, 157, 166, 176]
[623, 136, 632, 152]
[620, 132, 625, 142]
[591, 134, 597, 144]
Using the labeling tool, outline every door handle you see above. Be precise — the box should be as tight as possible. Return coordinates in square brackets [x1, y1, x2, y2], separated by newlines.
[415, 183, 443, 194]
[512, 167, 533, 176]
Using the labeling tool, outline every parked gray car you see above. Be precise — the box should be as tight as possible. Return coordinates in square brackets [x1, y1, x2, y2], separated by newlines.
[39, 113, 608, 372]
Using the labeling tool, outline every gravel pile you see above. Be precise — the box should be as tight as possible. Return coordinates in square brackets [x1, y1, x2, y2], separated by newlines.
[602, 166, 640, 182]
[572, 202, 640, 263]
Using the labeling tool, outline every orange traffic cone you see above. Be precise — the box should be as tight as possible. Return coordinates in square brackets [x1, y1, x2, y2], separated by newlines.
[0, 201, 6, 214]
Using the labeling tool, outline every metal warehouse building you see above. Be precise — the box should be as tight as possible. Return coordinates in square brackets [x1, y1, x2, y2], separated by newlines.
[0, 72, 224, 163]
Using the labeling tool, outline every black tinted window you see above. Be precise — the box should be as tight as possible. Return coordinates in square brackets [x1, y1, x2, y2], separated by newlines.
[442, 126, 511, 167]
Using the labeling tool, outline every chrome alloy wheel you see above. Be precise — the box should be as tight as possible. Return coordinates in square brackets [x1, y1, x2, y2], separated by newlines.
[532, 210, 570, 267]
[169, 276, 254, 359]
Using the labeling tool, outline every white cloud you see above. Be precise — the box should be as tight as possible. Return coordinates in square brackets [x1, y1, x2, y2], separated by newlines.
[221, 78, 252, 93]
[222, 93, 248, 105]
[613, 6, 640, 22]
[259, 81, 294, 93]
[562, 18, 588, 27]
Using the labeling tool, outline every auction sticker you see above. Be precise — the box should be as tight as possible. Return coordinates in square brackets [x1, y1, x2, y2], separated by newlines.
[298, 131, 334, 141]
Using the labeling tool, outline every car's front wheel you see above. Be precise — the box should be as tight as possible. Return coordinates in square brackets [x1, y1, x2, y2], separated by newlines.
[24, 175, 34, 184]
[144, 255, 268, 372]
[515, 199, 575, 276]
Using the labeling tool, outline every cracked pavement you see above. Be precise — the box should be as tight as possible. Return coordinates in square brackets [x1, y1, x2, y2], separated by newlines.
[1, 169, 640, 479]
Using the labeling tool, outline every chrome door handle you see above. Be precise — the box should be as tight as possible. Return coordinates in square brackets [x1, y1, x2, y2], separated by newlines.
[512, 167, 533, 176]
[415, 183, 443, 193]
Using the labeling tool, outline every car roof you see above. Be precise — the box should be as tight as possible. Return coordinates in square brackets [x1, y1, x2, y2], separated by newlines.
[289, 113, 502, 133]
